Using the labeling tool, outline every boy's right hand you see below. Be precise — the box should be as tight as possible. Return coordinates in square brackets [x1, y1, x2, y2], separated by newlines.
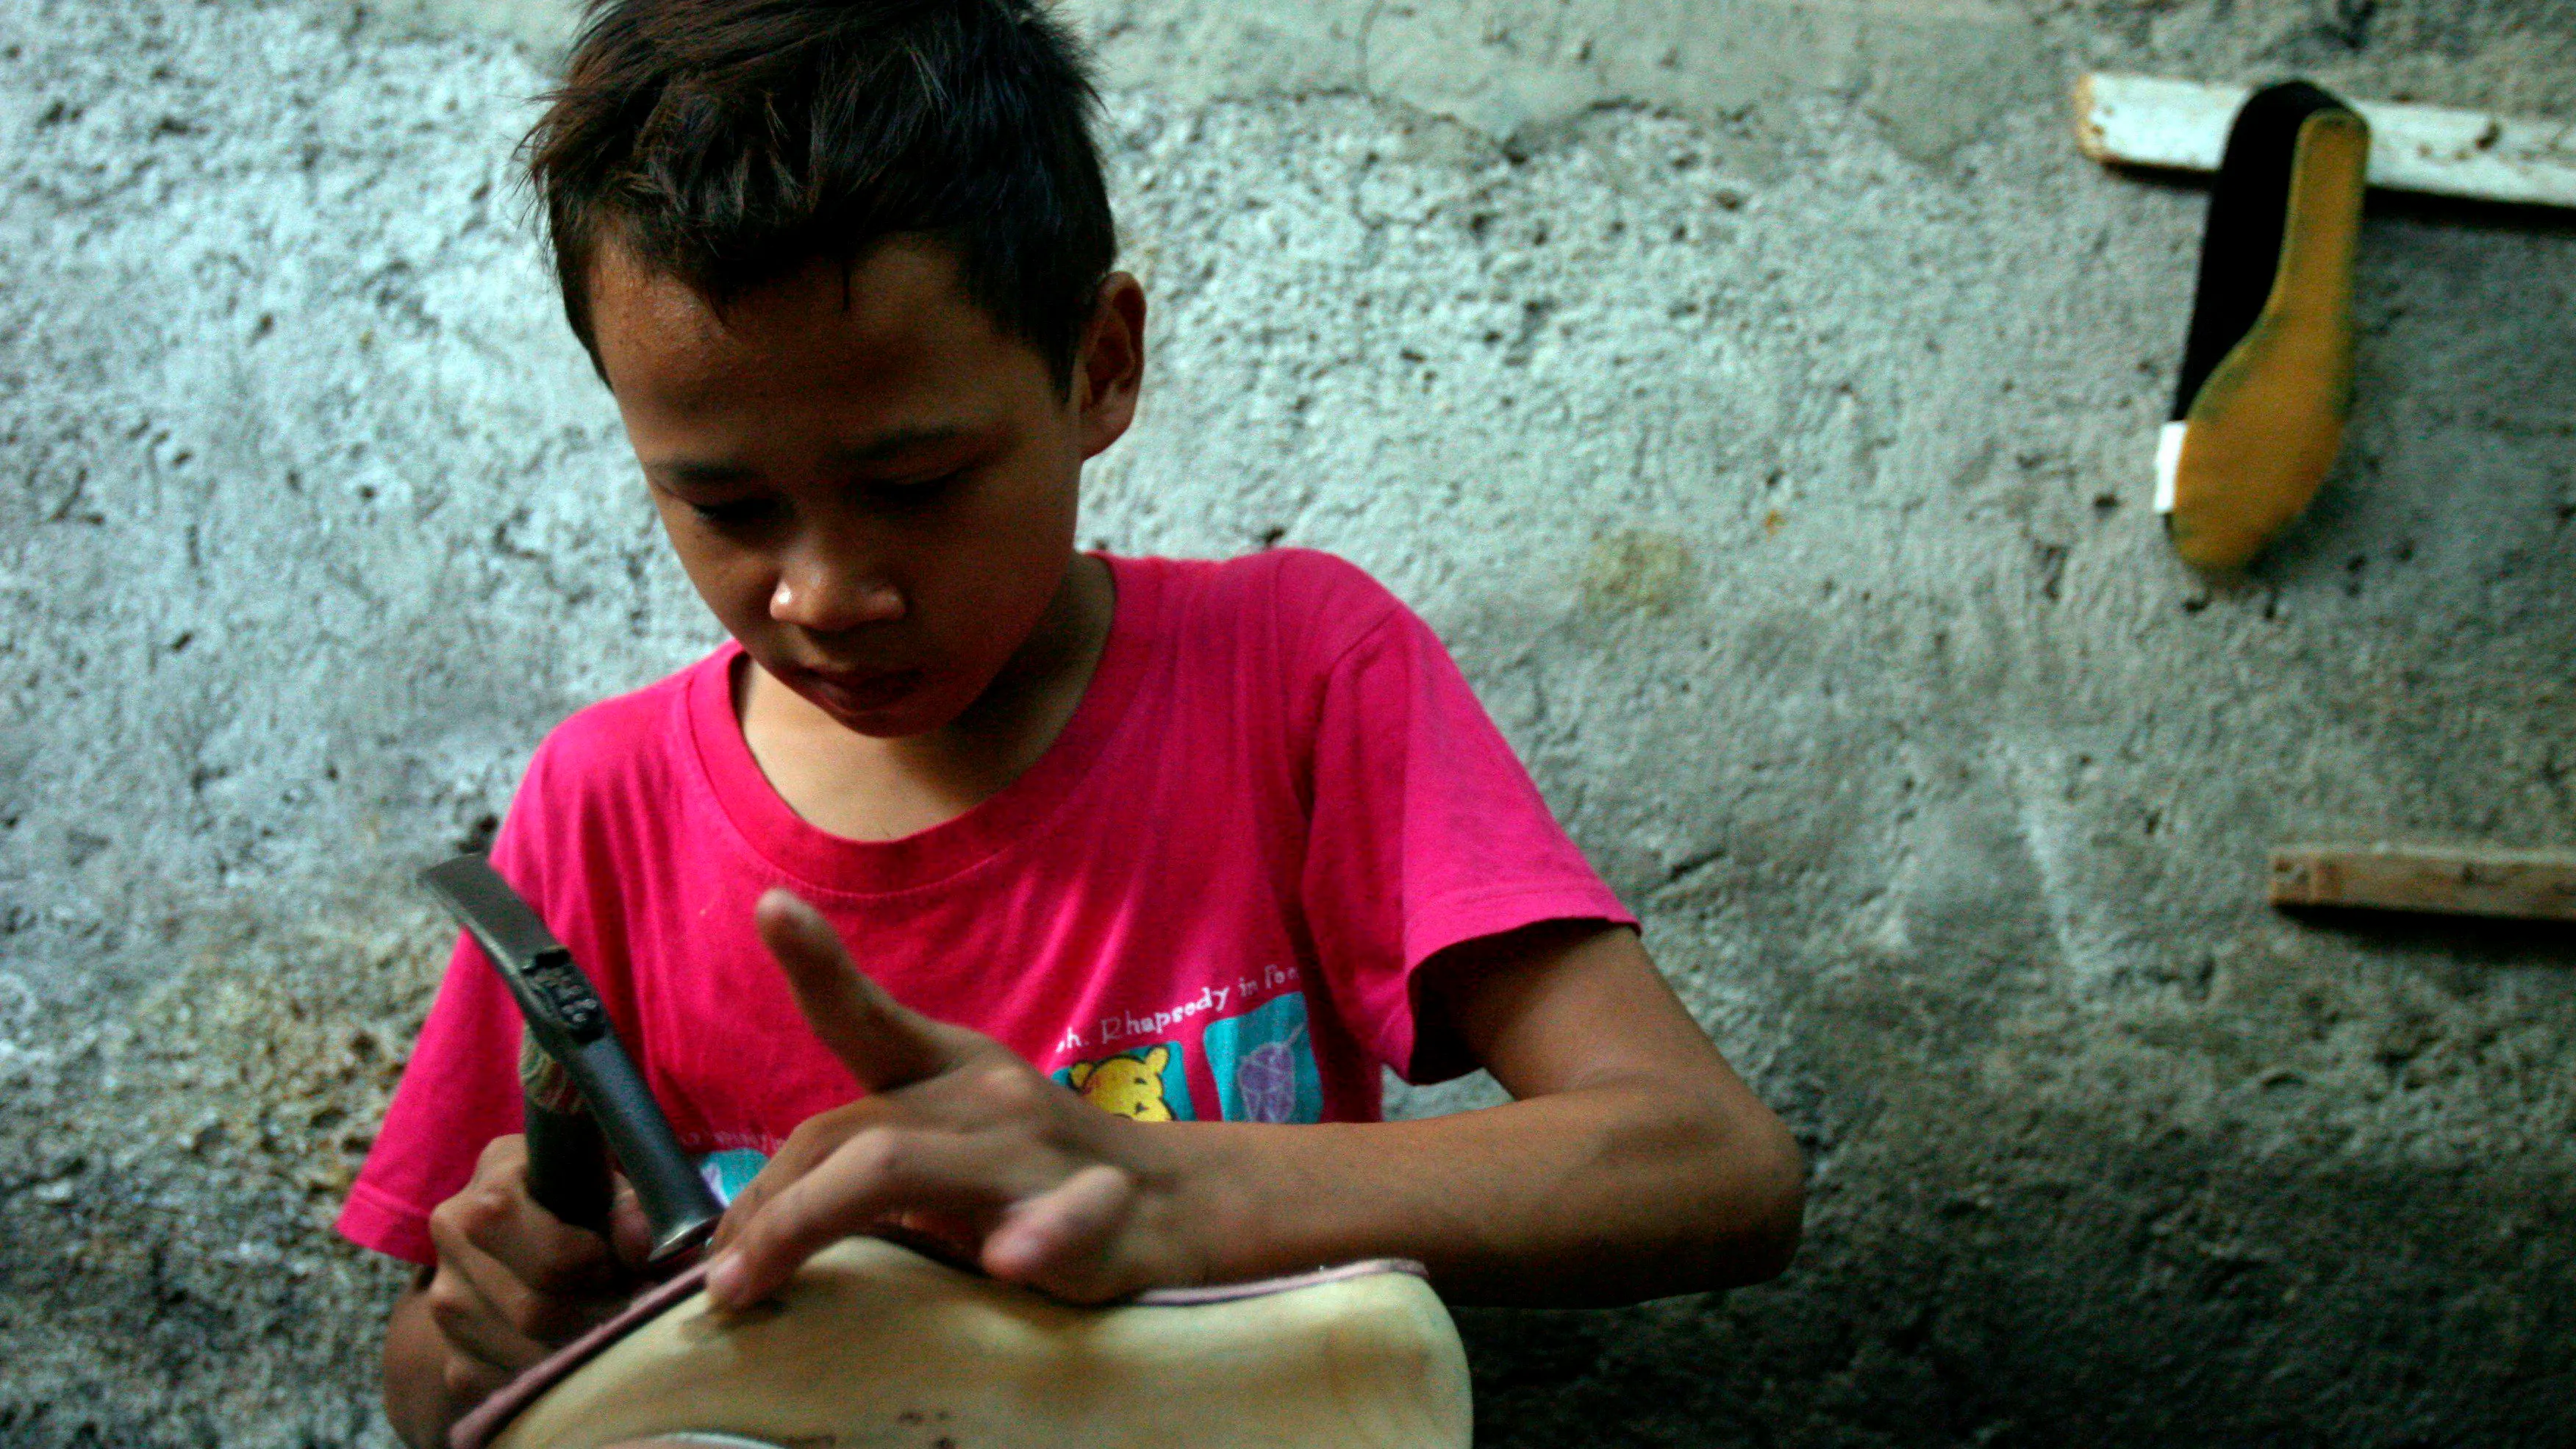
[413, 1133, 651, 1405]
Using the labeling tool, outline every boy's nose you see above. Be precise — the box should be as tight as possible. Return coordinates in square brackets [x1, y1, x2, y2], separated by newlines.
[770, 556, 906, 634]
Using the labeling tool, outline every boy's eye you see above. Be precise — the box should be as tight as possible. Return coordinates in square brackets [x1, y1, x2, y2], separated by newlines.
[686, 497, 781, 529]
[874, 468, 965, 502]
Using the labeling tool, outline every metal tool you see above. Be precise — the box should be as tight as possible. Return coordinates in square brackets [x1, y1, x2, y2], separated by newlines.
[421, 855, 723, 1264]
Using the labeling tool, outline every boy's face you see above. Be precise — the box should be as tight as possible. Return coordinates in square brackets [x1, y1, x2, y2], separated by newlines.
[590, 238, 1140, 739]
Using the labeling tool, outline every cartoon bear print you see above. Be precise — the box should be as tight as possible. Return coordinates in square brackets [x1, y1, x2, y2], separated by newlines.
[1066, 1047, 1176, 1122]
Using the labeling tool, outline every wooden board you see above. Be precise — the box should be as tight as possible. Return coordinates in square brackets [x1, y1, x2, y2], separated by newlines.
[2074, 72, 2576, 210]
[2269, 843, 2576, 922]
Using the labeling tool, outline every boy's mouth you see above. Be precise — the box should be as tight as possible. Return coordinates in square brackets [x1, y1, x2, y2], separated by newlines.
[794, 666, 927, 715]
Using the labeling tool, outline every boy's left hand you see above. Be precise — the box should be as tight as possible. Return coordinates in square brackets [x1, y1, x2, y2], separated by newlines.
[703, 889, 1213, 1311]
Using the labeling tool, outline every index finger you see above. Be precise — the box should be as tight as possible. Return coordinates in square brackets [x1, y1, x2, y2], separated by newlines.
[756, 887, 955, 1093]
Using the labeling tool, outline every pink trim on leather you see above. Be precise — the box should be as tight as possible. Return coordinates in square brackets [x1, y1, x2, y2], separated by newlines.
[1132, 1258, 1428, 1306]
[451, 1264, 711, 1449]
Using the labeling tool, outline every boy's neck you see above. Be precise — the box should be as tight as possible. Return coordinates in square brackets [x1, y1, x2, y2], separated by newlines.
[736, 553, 1116, 842]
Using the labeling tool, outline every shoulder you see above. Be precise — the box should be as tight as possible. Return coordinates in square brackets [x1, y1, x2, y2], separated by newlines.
[488, 650, 727, 907]
[1253, 548, 1406, 620]
[1116, 548, 1409, 665]
[515, 649, 724, 815]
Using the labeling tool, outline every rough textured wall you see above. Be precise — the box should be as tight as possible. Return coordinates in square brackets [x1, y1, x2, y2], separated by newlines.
[2, 0, 2571, 1443]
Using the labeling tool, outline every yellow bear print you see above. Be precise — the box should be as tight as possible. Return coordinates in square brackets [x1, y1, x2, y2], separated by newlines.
[1067, 1047, 1176, 1122]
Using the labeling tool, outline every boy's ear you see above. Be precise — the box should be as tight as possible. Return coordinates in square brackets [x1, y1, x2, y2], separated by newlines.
[1074, 272, 1146, 460]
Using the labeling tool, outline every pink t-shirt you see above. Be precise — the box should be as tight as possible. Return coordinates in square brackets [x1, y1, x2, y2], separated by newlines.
[339, 550, 1631, 1264]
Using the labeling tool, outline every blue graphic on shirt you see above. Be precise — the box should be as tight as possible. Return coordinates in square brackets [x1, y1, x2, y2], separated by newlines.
[698, 1148, 768, 1206]
[1203, 994, 1321, 1125]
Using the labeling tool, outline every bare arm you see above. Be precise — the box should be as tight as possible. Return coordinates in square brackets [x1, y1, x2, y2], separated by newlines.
[1160, 921, 1802, 1304]
[709, 893, 1800, 1310]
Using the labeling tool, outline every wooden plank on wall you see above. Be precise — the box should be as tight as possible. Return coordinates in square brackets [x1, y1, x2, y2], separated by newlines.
[2269, 843, 2576, 922]
[2074, 72, 2576, 211]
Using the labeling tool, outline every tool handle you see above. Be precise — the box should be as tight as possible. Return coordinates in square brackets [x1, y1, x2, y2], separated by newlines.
[564, 1034, 722, 1262]
[522, 1098, 612, 1234]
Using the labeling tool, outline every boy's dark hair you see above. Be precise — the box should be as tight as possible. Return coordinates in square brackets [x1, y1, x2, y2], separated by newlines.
[525, 0, 1115, 387]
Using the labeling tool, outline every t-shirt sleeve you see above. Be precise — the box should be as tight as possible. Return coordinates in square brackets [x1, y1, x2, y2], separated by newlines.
[334, 762, 559, 1264]
[1284, 554, 1635, 1084]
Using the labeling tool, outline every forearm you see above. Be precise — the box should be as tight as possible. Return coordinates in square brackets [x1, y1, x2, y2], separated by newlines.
[1164, 1076, 1803, 1306]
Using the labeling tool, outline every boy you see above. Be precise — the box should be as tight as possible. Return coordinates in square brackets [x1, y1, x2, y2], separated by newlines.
[337, 2, 1805, 1442]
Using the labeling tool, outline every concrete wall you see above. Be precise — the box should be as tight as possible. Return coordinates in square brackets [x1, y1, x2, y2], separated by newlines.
[2, 0, 2571, 1442]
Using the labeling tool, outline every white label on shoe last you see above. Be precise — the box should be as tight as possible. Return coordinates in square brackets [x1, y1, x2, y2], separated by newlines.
[2153, 421, 2186, 515]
